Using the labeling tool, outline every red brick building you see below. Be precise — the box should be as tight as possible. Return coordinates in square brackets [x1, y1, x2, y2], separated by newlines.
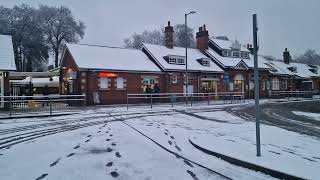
[60, 44, 164, 105]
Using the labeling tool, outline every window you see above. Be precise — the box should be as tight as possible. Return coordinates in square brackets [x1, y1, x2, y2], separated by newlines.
[240, 52, 249, 58]
[227, 50, 232, 57]
[172, 75, 178, 84]
[232, 51, 240, 58]
[167, 55, 185, 65]
[116, 77, 124, 89]
[100, 77, 109, 89]
[201, 59, 210, 66]
[272, 78, 280, 90]
[222, 50, 228, 56]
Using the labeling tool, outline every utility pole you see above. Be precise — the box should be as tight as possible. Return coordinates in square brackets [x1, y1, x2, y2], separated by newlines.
[184, 11, 196, 104]
[253, 14, 261, 157]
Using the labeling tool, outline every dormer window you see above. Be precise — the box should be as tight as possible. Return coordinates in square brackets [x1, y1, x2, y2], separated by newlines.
[232, 51, 240, 58]
[164, 55, 186, 65]
[309, 68, 318, 74]
[222, 50, 232, 57]
[288, 66, 297, 73]
[240, 52, 249, 59]
[197, 58, 210, 67]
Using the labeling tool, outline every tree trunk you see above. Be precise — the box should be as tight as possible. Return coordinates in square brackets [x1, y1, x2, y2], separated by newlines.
[54, 49, 59, 68]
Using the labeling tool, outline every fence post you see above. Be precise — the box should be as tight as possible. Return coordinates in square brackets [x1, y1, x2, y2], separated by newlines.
[127, 95, 129, 110]
[150, 94, 153, 109]
[171, 95, 174, 108]
[9, 97, 12, 117]
[191, 94, 193, 107]
[208, 94, 210, 105]
[49, 97, 52, 115]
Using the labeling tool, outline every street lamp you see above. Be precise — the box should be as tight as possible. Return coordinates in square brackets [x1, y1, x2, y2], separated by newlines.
[185, 11, 196, 104]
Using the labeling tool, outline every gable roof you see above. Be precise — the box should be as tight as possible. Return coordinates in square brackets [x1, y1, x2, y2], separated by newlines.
[65, 44, 161, 72]
[0, 34, 16, 71]
[142, 43, 224, 73]
[205, 48, 269, 69]
[209, 38, 250, 52]
[266, 60, 320, 78]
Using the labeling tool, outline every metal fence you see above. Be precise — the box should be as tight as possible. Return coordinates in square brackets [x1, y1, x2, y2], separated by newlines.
[127, 92, 245, 109]
[0, 95, 86, 118]
[268, 90, 320, 101]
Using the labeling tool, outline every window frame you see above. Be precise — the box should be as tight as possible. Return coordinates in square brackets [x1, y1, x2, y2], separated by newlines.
[99, 77, 109, 90]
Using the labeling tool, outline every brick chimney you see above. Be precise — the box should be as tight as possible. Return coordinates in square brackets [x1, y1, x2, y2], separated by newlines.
[283, 48, 291, 64]
[164, 21, 174, 49]
[196, 24, 209, 51]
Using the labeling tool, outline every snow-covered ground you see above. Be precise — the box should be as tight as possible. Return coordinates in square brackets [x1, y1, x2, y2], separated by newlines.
[292, 111, 320, 121]
[0, 103, 319, 179]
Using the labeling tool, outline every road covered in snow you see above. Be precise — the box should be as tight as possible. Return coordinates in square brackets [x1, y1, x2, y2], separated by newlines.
[0, 101, 319, 180]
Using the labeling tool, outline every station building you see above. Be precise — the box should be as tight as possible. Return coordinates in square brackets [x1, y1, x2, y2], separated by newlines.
[59, 21, 320, 104]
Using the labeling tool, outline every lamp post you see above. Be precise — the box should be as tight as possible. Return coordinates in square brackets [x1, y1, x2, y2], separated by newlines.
[185, 11, 196, 104]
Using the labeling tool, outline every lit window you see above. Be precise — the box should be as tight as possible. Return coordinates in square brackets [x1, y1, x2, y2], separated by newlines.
[272, 78, 280, 90]
[100, 77, 109, 89]
[116, 77, 124, 89]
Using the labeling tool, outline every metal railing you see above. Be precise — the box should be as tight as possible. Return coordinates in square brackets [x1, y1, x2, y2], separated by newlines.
[268, 90, 320, 101]
[127, 92, 245, 109]
[0, 95, 86, 118]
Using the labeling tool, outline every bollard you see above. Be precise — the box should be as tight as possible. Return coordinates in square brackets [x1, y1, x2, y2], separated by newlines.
[208, 94, 210, 105]
[191, 94, 193, 107]
[150, 94, 153, 109]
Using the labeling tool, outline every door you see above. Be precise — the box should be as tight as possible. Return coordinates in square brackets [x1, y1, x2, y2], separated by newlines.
[0, 72, 3, 108]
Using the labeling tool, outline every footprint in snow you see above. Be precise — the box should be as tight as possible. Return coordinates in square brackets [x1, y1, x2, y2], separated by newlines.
[67, 153, 75, 157]
[111, 142, 116, 146]
[110, 171, 119, 178]
[35, 173, 48, 180]
[106, 138, 111, 141]
[85, 139, 90, 143]
[164, 132, 168, 136]
[183, 160, 194, 167]
[97, 131, 101, 133]
[50, 158, 61, 167]
[175, 145, 182, 151]
[168, 141, 172, 145]
[73, 145, 80, 149]
[115, 152, 121, 158]
[87, 135, 92, 138]
[186, 170, 199, 180]
[170, 136, 175, 139]
[106, 162, 113, 167]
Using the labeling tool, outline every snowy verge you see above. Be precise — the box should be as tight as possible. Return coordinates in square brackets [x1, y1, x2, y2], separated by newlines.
[292, 111, 320, 121]
[190, 124, 320, 180]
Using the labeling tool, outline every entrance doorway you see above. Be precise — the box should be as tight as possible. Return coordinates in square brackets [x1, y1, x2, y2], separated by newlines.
[234, 74, 244, 92]
[0, 72, 3, 108]
[201, 79, 218, 94]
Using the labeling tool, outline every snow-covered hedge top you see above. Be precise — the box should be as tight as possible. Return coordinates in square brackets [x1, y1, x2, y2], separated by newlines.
[142, 43, 224, 73]
[66, 44, 162, 72]
[0, 35, 16, 71]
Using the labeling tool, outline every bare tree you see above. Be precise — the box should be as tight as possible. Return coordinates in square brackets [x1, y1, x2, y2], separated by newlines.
[294, 49, 320, 65]
[124, 24, 195, 49]
[39, 5, 85, 68]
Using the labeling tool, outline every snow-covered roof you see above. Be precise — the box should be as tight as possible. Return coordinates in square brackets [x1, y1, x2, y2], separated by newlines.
[209, 38, 250, 52]
[142, 43, 224, 73]
[206, 48, 269, 69]
[66, 44, 161, 72]
[0, 34, 16, 71]
[265, 60, 320, 78]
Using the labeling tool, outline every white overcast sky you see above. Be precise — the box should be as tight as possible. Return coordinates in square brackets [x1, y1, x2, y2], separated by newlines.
[1, 0, 319, 58]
